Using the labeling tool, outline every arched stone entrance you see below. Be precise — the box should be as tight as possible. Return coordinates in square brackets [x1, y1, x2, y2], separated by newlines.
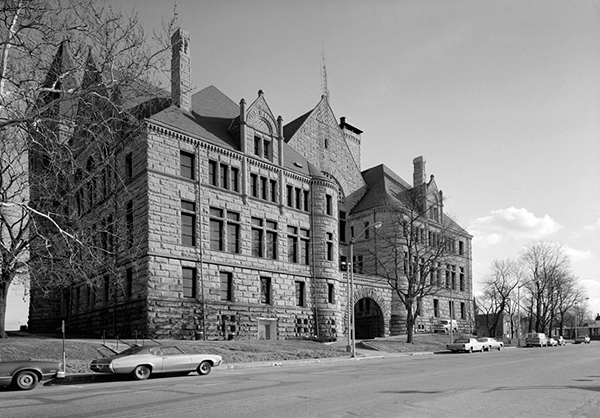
[354, 297, 384, 339]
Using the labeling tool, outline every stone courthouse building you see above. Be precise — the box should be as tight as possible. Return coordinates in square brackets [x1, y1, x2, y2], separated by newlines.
[28, 29, 473, 340]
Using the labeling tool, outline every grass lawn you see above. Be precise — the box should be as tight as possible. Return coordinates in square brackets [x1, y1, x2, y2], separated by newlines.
[0, 332, 464, 374]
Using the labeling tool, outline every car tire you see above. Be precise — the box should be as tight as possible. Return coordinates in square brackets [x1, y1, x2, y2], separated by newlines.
[498, 345, 502, 351]
[132, 365, 151, 380]
[14, 370, 39, 390]
[197, 361, 212, 376]
[468, 347, 473, 353]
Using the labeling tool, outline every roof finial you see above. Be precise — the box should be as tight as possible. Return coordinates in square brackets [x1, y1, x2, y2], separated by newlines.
[321, 43, 329, 102]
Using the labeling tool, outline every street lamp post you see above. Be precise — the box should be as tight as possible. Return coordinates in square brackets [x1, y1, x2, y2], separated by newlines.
[575, 297, 590, 339]
[517, 286, 521, 347]
[347, 221, 382, 357]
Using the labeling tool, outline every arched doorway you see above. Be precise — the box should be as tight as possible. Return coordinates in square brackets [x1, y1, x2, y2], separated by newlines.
[354, 297, 384, 339]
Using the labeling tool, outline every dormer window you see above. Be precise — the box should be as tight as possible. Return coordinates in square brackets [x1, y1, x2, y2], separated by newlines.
[253, 135, 272, 161]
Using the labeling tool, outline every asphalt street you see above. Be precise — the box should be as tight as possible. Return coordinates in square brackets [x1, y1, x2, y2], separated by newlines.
[1, 343, 598, 418]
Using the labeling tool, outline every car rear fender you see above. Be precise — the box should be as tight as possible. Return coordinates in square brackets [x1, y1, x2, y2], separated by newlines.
[112, 363, 151, 374]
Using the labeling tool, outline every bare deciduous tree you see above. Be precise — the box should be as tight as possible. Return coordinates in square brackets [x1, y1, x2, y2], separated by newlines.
[477, 259, 522, 337]
[374, 185, 470, 343]
[0, 0, 173, 337]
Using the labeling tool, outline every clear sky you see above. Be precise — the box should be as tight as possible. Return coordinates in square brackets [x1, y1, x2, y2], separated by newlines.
[6, 0, 600, 328]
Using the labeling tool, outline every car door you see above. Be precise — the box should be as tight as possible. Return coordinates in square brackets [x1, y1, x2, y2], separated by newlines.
[157, 347, 193, 373]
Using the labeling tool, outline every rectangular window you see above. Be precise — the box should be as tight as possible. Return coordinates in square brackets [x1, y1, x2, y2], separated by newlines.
[220, 163, 229, 189]
[181, 200, 196, 246]
[220, 272, 233, 301]
[252, 217, 264, 257]
[326, 232, 333, 261]
[328, 283, 335, 304]
[180, 151, 195, 180]
[449, 300, 455, 319]
[125, 153, 133, 182]
[451, 265, 456, 290]
[460, 302, 466, 320]
[340, 255, 348, 271]
[250, 173, 258, 197]
[295, 281, 305, 307]
[287, 226, 298, 263]
[364, 222, 370, 239]
[126, 200, 133, 248]
[270, 179, 277, 203]
[126, 268, 133, 299]
[254, 136, 261, 156]
[300, 228, 310, 265]
[208, 160, 217, 186]
[353, 255, 364, 274]
[303, 190, 309, 211]
[339, 211, 346, 243]
[260, 276, 271, 304]
[73, 286, 79, 314]
[103, 276, 109, 307]
[263, 139, 271, 160]
[182, 267, 196, 298]
[261, 177, 268, 200]
[266, 220, 278, 260]
[210, 207, 240, 253]
[226, 212, 240, 253]
[286, 185, 293, 207]
[460, 267, 465, 291]
[459, 241, 464, 256]
[231, 167, 240, 192]
[326, 194, 333, 215]
[209, 207, 224, 251]
[433, 299, 439, 318]
[295, 188, 302, 210]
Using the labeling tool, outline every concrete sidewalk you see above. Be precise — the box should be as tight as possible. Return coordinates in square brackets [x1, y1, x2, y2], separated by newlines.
[45, 346, 423, 387]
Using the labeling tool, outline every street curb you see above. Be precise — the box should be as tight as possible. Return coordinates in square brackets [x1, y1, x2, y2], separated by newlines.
[44, 349, 435, 386]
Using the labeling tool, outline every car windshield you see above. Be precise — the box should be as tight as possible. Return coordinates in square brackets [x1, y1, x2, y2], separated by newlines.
[454, 339, 469, 343]
[477, 338, 489, 342]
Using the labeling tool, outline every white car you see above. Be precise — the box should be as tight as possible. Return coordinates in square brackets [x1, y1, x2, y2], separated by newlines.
[90, 345, 222, 380]
[477, 337, 504, 351]
[447, 337, 485, 353]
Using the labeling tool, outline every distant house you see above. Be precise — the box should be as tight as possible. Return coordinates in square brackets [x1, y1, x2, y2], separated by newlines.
[475, 313, 510, 338]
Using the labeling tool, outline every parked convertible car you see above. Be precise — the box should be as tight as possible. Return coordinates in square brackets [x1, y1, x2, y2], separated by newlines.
[90, 345, 222, 380]
[447, 337, 485, 353]
[477, 337, 504, 351]
[0, 360, 64, 390]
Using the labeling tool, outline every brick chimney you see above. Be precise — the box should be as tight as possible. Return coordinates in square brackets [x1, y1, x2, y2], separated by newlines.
[413, 156, 426, 187]
[171, 28, 192, 112]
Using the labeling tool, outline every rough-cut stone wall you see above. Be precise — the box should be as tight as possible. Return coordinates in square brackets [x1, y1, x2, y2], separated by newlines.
[286, 98, 365, 199]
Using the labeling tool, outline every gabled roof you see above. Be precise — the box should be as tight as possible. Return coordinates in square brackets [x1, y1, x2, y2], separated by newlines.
[148, 85, 239, 149]
[283, 109, 312, 142]
[352, 164, 411, 213]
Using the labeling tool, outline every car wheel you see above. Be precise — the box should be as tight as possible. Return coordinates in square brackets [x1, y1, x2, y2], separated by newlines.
[468, 347, 473, 353]
[498, 345, 502, 351]
[14, 370, 39, 390]
[132, 365, 151, 380]
[197, 361, 212, 376]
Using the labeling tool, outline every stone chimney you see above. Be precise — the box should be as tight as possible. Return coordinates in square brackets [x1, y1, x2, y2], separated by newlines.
[171, 28, 192, 112]
[413, 156, 426, 187]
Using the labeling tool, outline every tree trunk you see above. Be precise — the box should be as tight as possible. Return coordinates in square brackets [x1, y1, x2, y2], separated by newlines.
[0, 279, 9, 338]
[405, 301, 414, 343]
